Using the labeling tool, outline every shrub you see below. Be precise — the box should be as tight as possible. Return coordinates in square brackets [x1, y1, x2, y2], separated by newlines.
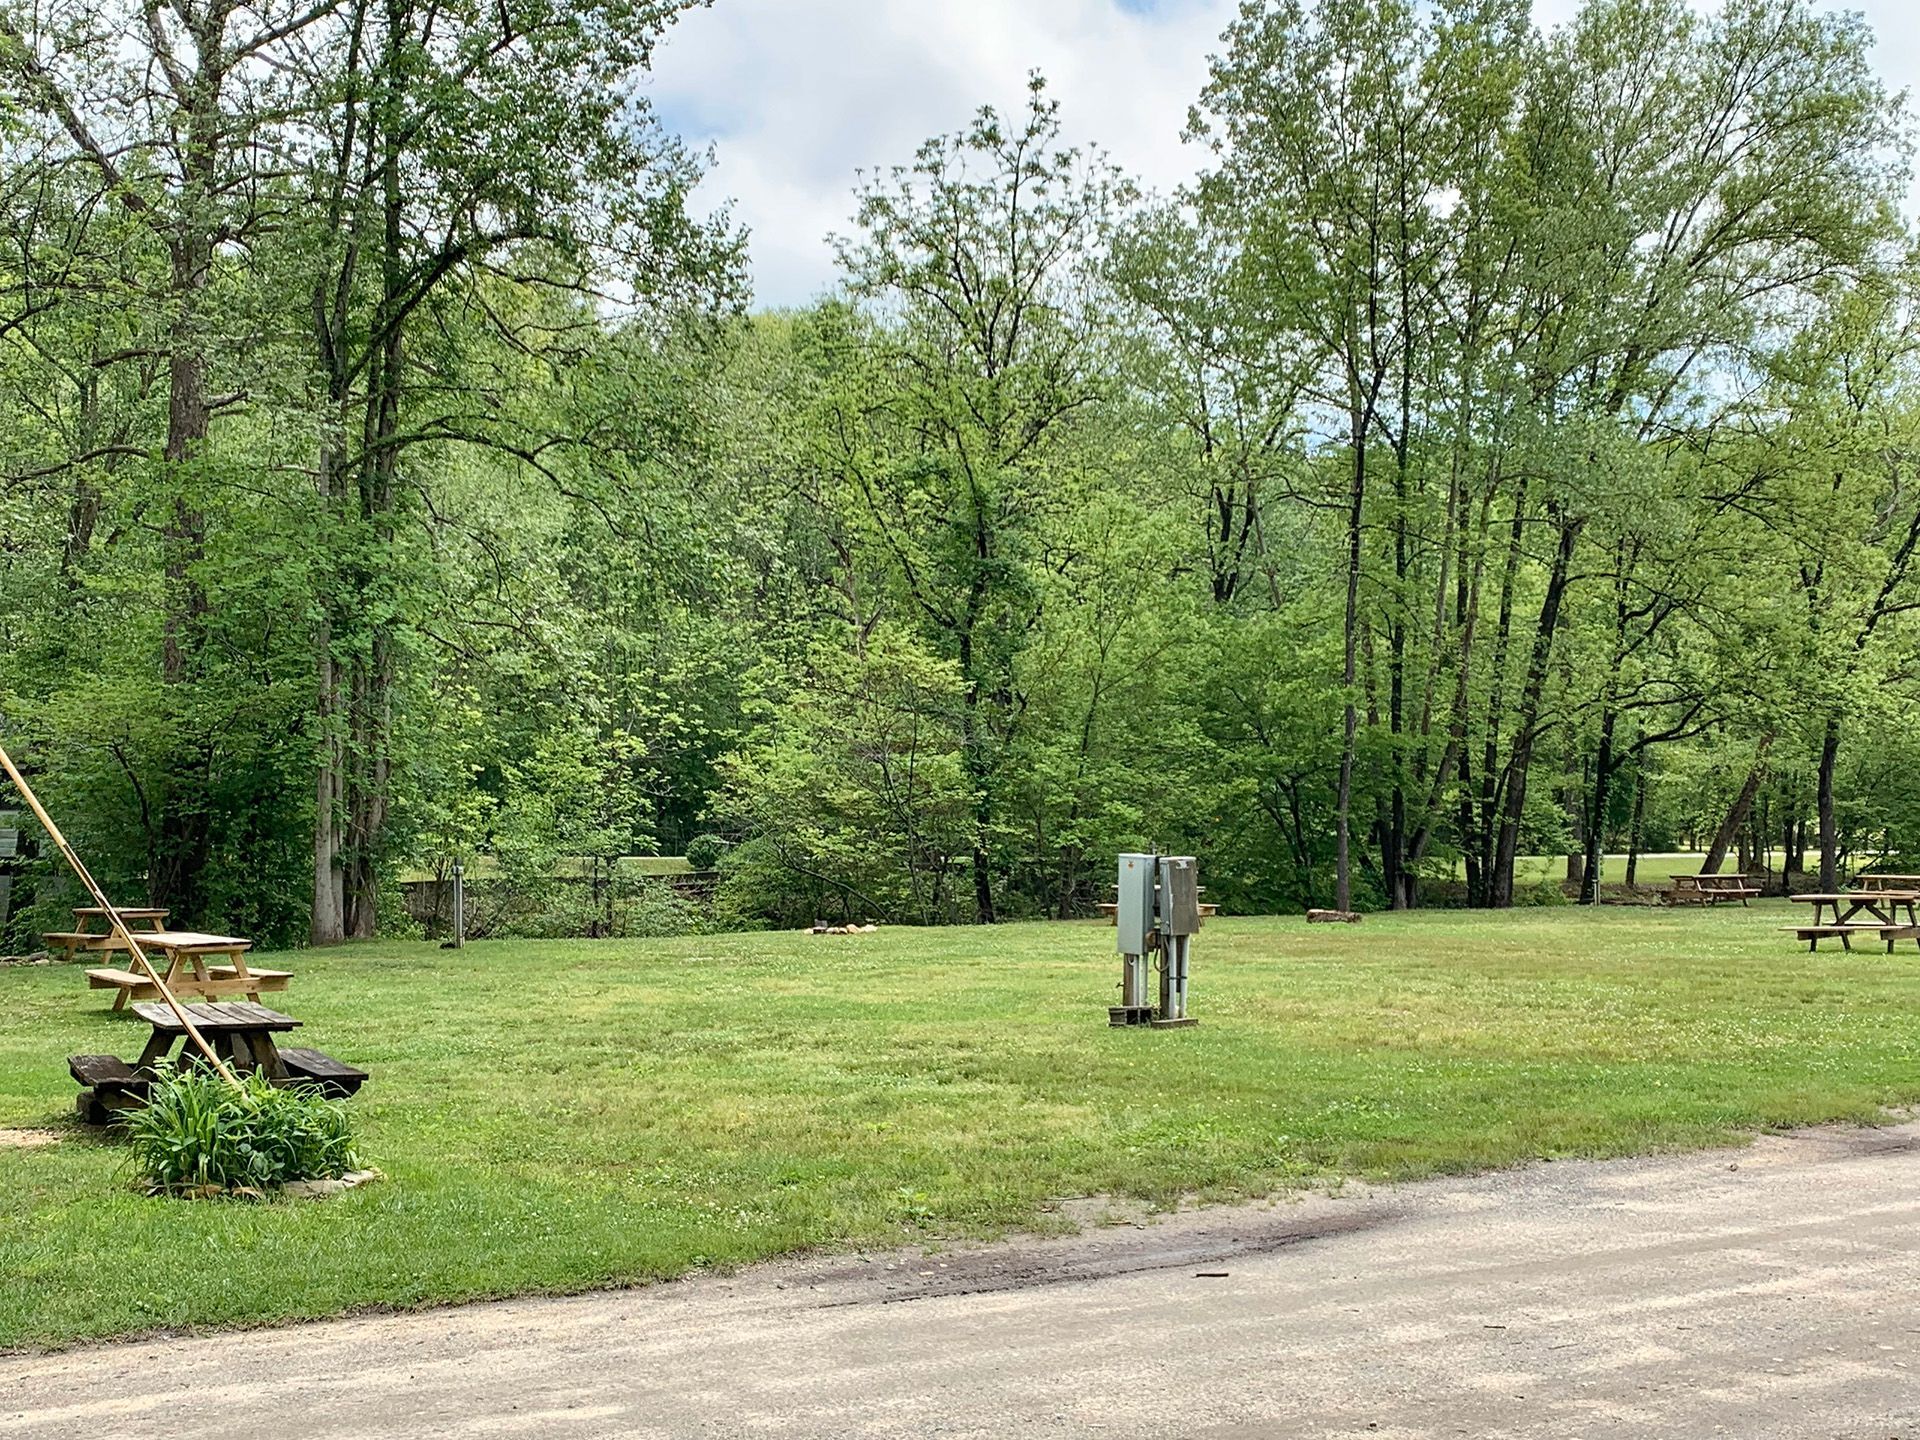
[611, 876, 716, 938]
[123, 1066, 360, 1197]
[684, 833, 727, 872]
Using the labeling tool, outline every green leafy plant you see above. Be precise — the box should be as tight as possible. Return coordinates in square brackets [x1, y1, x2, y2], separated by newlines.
[122, 1066, 361, 1198]
[684, 834, 728, 873]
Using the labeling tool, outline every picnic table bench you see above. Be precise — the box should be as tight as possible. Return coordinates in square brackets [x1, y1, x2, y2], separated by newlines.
[83, 930, 290, 1010]
[1661, 873, 1761, 906]
[43, 906, 168, 960]
[69, 1001, 367, 1124]
[1784, 889, 1920, 952]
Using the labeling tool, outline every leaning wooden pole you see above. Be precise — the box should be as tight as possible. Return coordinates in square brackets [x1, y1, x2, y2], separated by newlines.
[0, 740, 237, 1083]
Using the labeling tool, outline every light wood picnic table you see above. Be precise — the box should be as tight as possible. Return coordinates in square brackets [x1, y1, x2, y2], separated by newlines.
[43, 906, 168, 960]
[83, 930, 291, 1011]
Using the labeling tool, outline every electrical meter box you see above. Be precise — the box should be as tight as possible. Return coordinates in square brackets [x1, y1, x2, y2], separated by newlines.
[1116, 852, 1156, 953]
[1159, 856, 1201, 936]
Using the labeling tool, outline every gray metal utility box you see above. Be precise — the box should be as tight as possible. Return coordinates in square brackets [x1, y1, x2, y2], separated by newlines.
[1159, 856, 1201, 936]
[1115, 852, 1156, 955]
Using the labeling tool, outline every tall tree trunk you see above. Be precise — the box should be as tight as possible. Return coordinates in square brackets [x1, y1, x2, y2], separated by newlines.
[1490, 508, 1578, 906]
[1817, 716, 1840, 891]
[1703, 750, 1768, 874]
[1624, 763, 1647, 887]
[1335, 425, 1366, 913]
[1580, 714, 1617, 904]
[1473, 475, 1528, 904]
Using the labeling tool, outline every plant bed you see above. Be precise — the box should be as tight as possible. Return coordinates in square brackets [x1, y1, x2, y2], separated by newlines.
[122, 1066, 365, 1200]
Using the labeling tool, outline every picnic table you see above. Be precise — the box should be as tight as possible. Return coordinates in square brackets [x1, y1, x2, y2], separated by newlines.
[68, 1001, 367, 1124]
[43, 906, 168, 960]
[1856, 874, 1920, 892]
[1098, 901, 1220, 924]
[83, 930, 291, 1010]
[1661, 873, 1761, 906]
[1784, 888, 1920, 952]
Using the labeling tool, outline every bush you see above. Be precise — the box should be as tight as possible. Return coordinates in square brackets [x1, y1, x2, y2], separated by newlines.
[122, 1066, 360, 1197]
[610, 875, 716, 938]
[684, 833, 727, 872]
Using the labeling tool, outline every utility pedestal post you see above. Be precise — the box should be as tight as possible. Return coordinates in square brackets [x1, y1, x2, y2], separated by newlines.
[1151, 855, 1200, 1028]
[1107, 851, 1202, 1028]
[1110, 852, 1158, 1026]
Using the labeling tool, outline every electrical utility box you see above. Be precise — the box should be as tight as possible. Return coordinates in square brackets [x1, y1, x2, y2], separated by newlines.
[1159, 856, 1201, 936]
[1108, 852, 1202, 1029]
[1115, 853, 1156, 955]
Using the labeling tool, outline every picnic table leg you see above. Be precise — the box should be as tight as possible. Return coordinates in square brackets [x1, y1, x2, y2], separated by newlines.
[227, 948, 261, 1004]
[253, 1034, 288, 1082]
[135, 1030, 176, 1072]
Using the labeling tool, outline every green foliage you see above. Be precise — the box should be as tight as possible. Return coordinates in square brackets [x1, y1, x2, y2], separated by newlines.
[122, 1067, 360, 1198]
[1, 0, 1917, 940]
[684, 834, 727, 873]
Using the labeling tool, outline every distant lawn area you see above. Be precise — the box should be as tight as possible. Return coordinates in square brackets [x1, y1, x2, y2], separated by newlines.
[1456, 852, 1708, 887]
[5, 904, 1919, 1349]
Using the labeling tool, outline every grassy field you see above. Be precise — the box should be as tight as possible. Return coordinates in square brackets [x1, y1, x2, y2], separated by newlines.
[4, 904, 1919, 1349]
[1457, 852, 1708, 887]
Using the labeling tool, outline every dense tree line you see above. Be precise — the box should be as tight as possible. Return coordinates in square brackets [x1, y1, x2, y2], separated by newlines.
[3, 0, 1918, 945]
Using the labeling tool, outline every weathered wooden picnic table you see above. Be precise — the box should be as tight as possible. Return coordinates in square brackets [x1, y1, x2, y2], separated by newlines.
[1783, 889, 1920, 952]
[1856, 873, 1920, 892]
[68, 1001, 368, 1123]
[1662, 873, 1762, 906]
[83, 930, 291, 1010]
[43, 906, 168, 960]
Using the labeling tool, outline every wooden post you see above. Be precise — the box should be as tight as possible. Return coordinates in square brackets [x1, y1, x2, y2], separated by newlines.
[0, 739, 237, 1083]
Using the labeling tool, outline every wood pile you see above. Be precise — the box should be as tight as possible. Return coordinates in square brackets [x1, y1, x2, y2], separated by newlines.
[1306, 908, 1363, 924]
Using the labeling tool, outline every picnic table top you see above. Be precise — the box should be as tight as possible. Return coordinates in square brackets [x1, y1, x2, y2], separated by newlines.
[1791, 891, 1920, 902]
[73, 907, 167, 919]
[1859, 874, 1920, 884]
[131, 1001, 299, 1034]
[127, 930, 254, 950]
[1674, 873, 1756, 882]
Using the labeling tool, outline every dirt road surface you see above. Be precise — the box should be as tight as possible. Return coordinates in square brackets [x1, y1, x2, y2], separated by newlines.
[6, 1123, 1920, 1438]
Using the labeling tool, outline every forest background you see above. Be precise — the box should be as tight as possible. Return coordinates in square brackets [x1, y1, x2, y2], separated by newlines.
[3, 0, 1919, 947]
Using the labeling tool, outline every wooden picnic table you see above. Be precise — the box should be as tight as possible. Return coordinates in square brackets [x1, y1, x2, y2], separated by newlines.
[1662, 873, 1761, 906]
[43, 906, 167, 960]
[83, 930, 291, 1010]
[1856, 874, 1920, 892]
[132, 1000, 302, 1078]
[1789, 891, 1920, 926]
[68, 1001, 367, 1122]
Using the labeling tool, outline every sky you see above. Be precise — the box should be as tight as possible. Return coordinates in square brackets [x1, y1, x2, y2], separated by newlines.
[642, 0, 1920, 311]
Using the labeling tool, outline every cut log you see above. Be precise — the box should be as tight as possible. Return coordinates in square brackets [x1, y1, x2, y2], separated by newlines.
[1306, 909, 1363, 924]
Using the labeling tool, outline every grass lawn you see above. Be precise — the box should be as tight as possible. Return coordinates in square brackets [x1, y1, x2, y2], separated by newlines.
[5, 904, 1919, 1349]
[1458, 852, 1708, 886]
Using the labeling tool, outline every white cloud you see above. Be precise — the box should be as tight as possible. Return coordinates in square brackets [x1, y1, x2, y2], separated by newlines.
[645, 0, 1920, 311]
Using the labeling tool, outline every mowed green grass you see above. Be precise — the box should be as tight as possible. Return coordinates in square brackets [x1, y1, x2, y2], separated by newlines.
[1455, 852, 1707, 886]
[4, 905, 1918, 1349]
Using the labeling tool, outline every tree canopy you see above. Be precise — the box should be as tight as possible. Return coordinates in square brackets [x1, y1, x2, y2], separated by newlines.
[2, 0, 1916, 944]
